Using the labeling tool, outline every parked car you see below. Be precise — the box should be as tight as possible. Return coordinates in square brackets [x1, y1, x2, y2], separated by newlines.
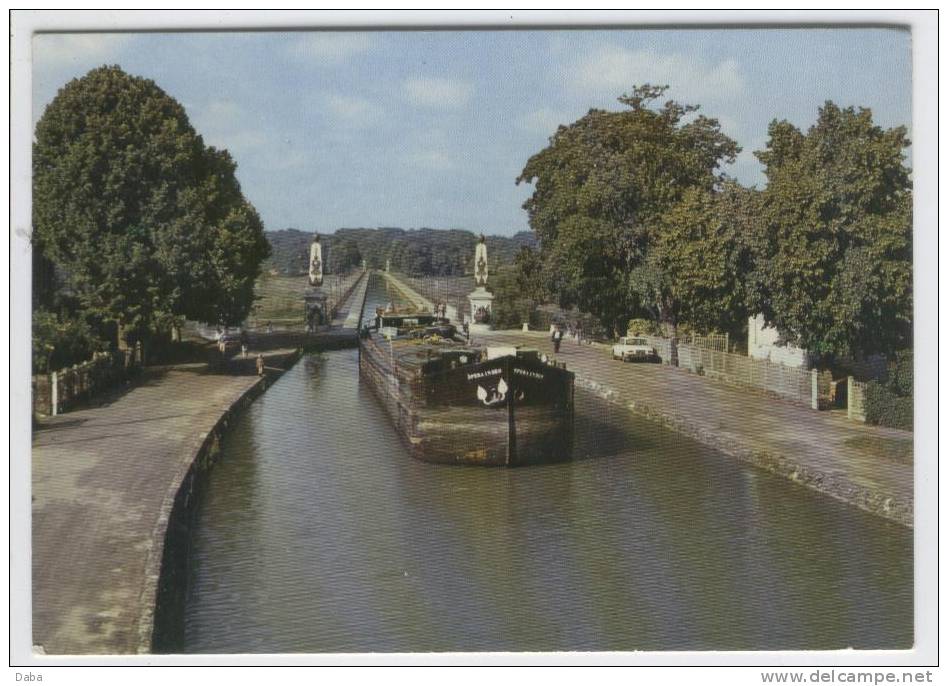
[612, 336, 658, 362]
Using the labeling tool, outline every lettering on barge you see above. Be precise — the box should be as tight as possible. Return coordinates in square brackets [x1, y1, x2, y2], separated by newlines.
[513, 367, 545, 380]
[467, 368, 502, 381]
[467, 366, 546, 382]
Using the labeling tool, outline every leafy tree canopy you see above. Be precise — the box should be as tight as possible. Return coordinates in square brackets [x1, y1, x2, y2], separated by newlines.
[647, 182, 754, 338]
[263, 227, 537, 277]
[747, 102, 912, 360]
[516, 84, 740, 335]
[33, 65, 270, 337]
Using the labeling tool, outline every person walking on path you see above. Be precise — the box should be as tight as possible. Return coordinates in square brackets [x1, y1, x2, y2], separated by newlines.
[256, 354, 265, 377]
[552, 326, 563, 354]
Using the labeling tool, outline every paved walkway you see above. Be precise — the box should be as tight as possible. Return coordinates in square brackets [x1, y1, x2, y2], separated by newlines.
[31, 350, 297, 655]
[479, 330, 913, 526]
[379, 272, 463, 322]
[245, 271, 370, 351]
[337, 270, 370, 329]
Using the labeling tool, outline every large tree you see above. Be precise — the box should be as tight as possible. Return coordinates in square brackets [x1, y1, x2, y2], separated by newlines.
[33, 65, 270, 343]
[644, 183, 754, 338]
[747, 102, 912, 361]
[516, 85, 740, 336]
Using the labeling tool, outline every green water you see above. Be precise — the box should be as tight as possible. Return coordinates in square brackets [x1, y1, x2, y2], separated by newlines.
[181, 277, 912, 652]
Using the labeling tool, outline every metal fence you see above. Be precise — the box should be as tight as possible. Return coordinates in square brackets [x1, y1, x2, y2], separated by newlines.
[33, 348, 141, 416]
[394, 274, 471, 319]
[689, 332, 730, 353]
[677, 341, 816, 407]
[325, 269, 366, 319]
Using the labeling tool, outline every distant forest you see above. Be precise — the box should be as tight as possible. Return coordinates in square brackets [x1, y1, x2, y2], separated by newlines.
[265, 227, 538, 276]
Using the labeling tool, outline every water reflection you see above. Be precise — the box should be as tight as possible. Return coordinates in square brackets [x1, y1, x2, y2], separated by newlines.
[183, 349, 911, 653]
[182, 276, 911, 652]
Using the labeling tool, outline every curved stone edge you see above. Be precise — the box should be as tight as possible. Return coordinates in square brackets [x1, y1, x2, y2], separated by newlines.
[134, 350, 302, 654]
[574, 376, 913, 529]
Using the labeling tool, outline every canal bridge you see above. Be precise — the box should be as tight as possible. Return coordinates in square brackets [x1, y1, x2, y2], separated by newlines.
[246, 269, 372, 351]
[378, 271, 465, 325]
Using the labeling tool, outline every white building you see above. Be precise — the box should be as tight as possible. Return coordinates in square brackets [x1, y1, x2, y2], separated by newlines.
[747, 314, 811, 369]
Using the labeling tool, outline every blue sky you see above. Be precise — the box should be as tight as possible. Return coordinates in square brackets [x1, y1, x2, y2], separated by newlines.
[33, 28, 912, 236]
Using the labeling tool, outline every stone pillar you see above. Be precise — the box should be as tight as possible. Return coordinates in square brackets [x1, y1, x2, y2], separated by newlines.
[50, 371, 58, 417]
[847, 376, 854, 420]
[468, 234, 493, 332]
[309, 234, 324, 287]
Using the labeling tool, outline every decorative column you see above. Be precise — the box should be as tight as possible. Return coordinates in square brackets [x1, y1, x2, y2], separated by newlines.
[304, 233, 329, 331]
[810, 367, 818, 410]
[467, 235, 494, 332]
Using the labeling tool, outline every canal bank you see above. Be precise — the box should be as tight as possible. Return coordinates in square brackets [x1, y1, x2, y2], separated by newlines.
[181, 274, 911, 653]
[31, 348, 300, 655]
[183, 348, 912, 653]
[478, 329, 913, 528]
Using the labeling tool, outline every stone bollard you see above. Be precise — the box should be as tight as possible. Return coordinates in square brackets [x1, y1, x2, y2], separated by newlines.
[847, 376, 854, 420]
[50, 371, 58, 417]
[810, 367, 818, 410]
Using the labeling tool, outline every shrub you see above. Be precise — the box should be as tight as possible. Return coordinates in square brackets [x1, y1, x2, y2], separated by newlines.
[863, 350, 913, 430]
[32, 309, 106, 374]
[626, 318, 659, 337]
[492, 297, 536, 330]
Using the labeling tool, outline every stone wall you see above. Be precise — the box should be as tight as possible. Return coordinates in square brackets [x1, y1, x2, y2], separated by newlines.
[145, 349, 301, 652]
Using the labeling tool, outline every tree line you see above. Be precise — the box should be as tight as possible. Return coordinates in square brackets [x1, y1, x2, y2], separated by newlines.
[264, 226, 537, 276]
[31, 68, 912, 378]
[32, 66, 270, 371]
[511, 85, 912, 366]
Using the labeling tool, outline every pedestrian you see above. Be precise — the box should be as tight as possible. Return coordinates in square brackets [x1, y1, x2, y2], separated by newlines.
[552, 326, 563, 354]
[241, 343, 248, 358]
[256, 354, 265, 376]
[266, 321, 273, 335]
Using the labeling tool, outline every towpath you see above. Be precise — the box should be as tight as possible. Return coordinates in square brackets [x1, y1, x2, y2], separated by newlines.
[478, 329, 913, 526]
[31, 349, 297, 655]
[246, 270, 370, 351]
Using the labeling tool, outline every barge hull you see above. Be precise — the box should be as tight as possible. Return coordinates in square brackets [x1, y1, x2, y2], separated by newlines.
[359, 337, 574, 466]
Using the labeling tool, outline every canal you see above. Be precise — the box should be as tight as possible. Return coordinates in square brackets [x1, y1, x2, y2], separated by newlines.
[182, 277, 912, 652]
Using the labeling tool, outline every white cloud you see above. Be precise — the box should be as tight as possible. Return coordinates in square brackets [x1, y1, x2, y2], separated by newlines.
[189, 99, 267, 156]
[33, 33, 131, 68]
[323, 93, 379, 127]
[403, 76, 472, 109]
[405, 149, 455, 171]
[518, 107, 576, 136]
[569, 46, 745, 102]
[288, 32, 377, 63]
[265, 147, 309, 172]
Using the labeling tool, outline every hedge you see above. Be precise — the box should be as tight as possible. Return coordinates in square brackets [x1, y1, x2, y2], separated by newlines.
[863, 350, 913, 431]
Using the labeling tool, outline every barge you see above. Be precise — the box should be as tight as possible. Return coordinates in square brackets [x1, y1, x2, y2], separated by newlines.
[359, 311, 574, 466]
